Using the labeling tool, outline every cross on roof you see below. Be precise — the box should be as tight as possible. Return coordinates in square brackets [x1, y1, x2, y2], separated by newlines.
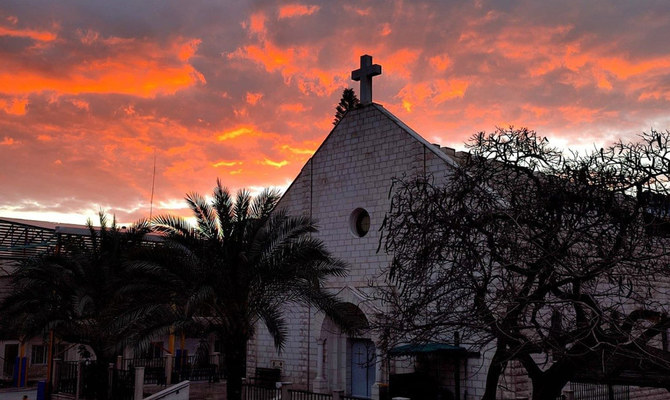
[352, 54, 382, 105]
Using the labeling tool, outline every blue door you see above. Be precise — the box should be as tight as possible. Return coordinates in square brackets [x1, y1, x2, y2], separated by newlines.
[351, 340, 375, 398]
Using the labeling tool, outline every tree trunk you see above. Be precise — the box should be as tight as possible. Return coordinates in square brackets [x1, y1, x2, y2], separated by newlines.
[531, 377, 568, 400]
[224, 336, 248, 400]
[528, 357, 575, 400]
[482, 343, 508, 400]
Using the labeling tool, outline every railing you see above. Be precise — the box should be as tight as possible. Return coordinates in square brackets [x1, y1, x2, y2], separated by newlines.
[289, 389, 333, 400]
[123, 357, 166, 384]
[173, 354, 223, 382]
[341, 396, 369, 400]
[55, 360, 78, 395]
[244, 383, 281, 400]
[123, 357, 165, 370]
[569, 382, 630, 400]
[111, 368, 134, 400]
[173, 363, 219, 382]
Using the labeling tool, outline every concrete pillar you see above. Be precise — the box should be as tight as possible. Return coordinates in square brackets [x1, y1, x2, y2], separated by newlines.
[134, 366, 145, 400]
[371, 347, 383, 400]
[116, 355, 123, 370]
[563, 390, 575, 400]
[313, 339, 327, 393]
[108, 363, 115, 400]
[333, 389, 344, 400]
[280, 382, 293, 400]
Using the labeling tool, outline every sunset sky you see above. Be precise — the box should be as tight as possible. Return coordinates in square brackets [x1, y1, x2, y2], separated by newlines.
[2, 0, 670, 225]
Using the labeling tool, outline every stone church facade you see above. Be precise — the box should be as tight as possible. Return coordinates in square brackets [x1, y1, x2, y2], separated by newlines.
[246, 55, 490, 399]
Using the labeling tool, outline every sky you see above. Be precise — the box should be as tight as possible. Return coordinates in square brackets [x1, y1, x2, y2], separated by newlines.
[2, 0, 670, 225]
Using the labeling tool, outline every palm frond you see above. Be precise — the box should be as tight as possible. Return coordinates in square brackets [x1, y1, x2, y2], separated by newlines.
[185, 192, 218, 239]
[234, 189, 252, 223]
[256, 302, 288, 352]
[214, 179, 234, 239]
[152, 215, 193, 237]
[250, 188, 281, 220]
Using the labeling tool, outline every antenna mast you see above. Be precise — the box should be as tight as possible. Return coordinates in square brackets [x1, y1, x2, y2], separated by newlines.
[149, 149, 156, 220]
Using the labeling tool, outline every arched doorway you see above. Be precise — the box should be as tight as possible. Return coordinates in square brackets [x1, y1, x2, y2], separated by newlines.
[315, 303, 376, 397]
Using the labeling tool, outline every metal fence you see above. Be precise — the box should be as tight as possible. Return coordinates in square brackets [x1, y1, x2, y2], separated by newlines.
[244, 383, 282, 400]
[241, 385, 372, 400]
[122, 356, 165, 370]
[123, 357, 166, 384]
[569, 382, 630, 400]
[173, 354, 222, 382]
[111, 368, 134, 400]
[289, 389, 333, 400]
[54, 360, 133, 400]
[55, 360, 78, 395]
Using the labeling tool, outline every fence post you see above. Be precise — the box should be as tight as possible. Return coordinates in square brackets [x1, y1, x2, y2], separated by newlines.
[107, 363, 115, 400]
[280, 382, 292, 400]
[333, 389, 344, 400]
[117, 355, 123, 370]
[75, 361, 82, 400]
[134, 366, 145, 400]
[563, 390, 574, 400]
[165, 353, 173, 385]
[241, 377, 246, 399]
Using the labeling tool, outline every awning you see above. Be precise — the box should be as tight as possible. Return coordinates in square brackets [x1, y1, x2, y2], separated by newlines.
[388, 342, 473, 357]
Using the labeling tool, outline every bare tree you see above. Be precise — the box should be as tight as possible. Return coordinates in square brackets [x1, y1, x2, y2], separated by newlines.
[379, 128, 670, 400]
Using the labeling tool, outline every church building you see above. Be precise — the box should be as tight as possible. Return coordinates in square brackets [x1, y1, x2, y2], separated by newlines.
[246, 55, 487, 400]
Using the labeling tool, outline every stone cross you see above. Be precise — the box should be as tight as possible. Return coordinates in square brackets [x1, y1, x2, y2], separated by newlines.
[352, 54, 382, 105]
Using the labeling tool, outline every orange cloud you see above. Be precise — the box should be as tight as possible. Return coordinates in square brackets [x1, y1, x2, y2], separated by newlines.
[597, 56, 670, 80]
[397, 79, 468, 112]
[0, 25, 56, 42]
[261, 158, 289, 168]
[246, 92, 263, 105]
[0, 137, 17, 146]
[229, 40, 343, 96]
[71, 99, 90, 110]
[1, 35, 205, 97]
[212, 160, 243, 168]
[380, 23, 392, 36]
[383, 49, 421, 79]
[218, 127, 254, 141]
[279, 103, 308, 112]
[278, 4, 320, 19]
[429, 54, 452, 72]
[0, 98, 28, 115]
[248, 12, 266, 36]
[344, 5, 371, 16]
[177, 39, 202, 61]
[280, 144, 316, 155]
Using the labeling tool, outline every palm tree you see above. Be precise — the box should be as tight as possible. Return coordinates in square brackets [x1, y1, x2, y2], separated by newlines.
[124, 180, 348, 400]
[0, 213, 150, 398]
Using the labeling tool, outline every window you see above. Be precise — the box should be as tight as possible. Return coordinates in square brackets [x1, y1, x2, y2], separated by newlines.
[31, 345, 47, 365]
[350, 208, 371, 237]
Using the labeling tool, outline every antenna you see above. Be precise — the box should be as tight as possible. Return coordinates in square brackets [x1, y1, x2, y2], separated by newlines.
[149, 149, 156, 220]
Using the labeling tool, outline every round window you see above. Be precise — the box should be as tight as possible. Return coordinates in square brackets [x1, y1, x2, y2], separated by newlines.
[350, 208, 370, 237]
